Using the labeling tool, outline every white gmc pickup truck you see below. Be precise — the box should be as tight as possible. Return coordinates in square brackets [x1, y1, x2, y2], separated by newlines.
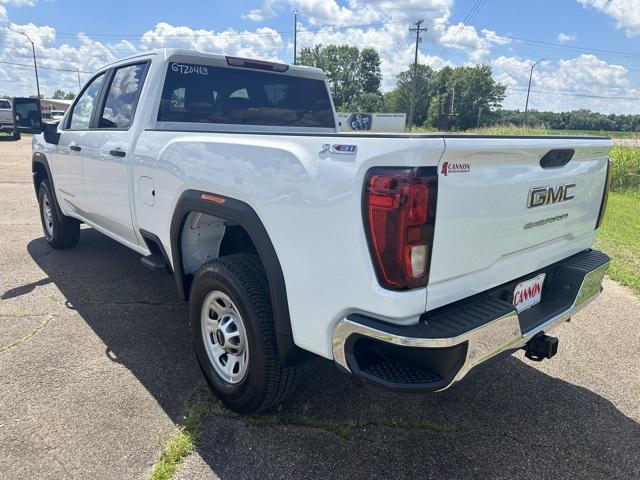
[30, 49, 612, 413]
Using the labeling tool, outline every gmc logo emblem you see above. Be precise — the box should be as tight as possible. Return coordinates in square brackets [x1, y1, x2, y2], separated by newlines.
[527, 183, 576, 209]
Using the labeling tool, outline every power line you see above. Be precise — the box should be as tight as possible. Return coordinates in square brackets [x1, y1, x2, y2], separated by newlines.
[0, 59, 92, 74]
[1, 20, 412, 41]
[4, 16, 640, 68]
[4, 15, 640, 65]
[431, 0, 487, 68]
[506, 86, 640, 100]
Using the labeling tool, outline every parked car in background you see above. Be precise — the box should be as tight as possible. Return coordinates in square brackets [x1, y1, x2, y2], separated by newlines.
[42, 110, 66, 122]
[50, 110, 65, 121]
[0, 98, 15, 136]
[0, 97, 43, 140]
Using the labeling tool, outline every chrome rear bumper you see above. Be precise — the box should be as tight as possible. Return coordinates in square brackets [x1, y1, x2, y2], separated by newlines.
[332, 250, 610, 391]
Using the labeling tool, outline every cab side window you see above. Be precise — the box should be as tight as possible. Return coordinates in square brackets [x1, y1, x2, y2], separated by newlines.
[68, 73, 105, 130]
[98, 63, 147, 129]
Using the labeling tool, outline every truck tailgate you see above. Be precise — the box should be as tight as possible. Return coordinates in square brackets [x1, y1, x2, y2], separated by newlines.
[426, 137, 611, 311]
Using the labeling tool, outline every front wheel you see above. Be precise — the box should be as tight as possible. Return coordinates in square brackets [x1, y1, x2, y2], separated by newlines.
[189, 254, 301, 413]
[38, 179, 80, 249]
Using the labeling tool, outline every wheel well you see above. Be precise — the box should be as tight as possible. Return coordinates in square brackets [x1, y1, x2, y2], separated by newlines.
[170, 191, 311, 366]
[179, 211, 259, 278]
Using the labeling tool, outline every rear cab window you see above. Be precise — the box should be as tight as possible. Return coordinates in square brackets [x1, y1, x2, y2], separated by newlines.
[157, 61, 334, 129]
[0, 100, 10, 109]
[98, 62, 148, 129]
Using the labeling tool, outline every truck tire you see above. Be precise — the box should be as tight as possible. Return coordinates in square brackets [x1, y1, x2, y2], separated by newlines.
[38, 179, 80, 249]
[189, 254, 301, 413]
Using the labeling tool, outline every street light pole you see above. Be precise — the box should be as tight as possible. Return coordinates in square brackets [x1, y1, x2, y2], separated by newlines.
[293, 9, 298, 65]
[524, 58, 544, 127]
[18, 32, 41, 99]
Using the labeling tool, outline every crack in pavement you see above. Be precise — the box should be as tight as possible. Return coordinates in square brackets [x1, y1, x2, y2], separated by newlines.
[71, 300, 185, 308]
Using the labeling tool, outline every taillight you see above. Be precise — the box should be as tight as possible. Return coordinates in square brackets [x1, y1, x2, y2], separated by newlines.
[595, 157, 612, 229]
[363, 167, 437, 290]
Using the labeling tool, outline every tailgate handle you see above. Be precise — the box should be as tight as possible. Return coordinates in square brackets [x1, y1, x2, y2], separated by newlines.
[540, 149, 574, 169]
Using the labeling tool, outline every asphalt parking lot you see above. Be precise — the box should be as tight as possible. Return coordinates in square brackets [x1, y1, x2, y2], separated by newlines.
[1, 137, 639, 479]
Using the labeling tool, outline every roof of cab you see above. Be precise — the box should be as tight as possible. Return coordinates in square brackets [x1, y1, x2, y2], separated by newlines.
[100, 48, 326, 79]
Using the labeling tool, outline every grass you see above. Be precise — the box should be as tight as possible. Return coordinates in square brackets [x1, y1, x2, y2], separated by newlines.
[411, 125, 640, 138]
[466, 125, 640, 139]
[609, 147, 640, 192]
[595, 191, 640, 296]
[149, 387, 212, 480]
[149, 383, 456, 479]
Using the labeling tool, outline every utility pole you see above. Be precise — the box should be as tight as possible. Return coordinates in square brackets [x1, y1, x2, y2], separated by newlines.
[408, 19, 427, 130]
[76, 68, 82, 92]
[477, 105, 482, 127]
[450, 86, 455, 115]
[18, 31, 40, 99]
[524, 58, 544, 127]
[293, 9, 298, 65]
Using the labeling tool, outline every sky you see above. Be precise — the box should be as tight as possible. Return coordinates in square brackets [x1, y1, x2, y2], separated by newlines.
[1, 0, 640, 114]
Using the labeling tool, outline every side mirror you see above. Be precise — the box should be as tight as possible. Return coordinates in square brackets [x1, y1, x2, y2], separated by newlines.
[12, 97, 43, 134]
[43, 121, 60, 145]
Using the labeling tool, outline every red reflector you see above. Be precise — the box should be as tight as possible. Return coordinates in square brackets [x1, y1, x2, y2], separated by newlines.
[406, 183, 428, 226]
[201, 192, 226, 204]
[364, 168, 437, 290]
[369, 193, 395, 208]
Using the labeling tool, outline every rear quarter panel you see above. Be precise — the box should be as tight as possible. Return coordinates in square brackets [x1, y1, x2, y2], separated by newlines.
[132, 131, 445, 358]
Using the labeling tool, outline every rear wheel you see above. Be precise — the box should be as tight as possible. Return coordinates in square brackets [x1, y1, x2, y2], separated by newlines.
[38, 179, 80, 249]
[189, 254, 301, 413]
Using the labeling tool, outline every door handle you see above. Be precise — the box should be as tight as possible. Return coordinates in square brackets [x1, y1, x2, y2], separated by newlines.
[70, 145, 81, 152]
[109, 149, 126, 157]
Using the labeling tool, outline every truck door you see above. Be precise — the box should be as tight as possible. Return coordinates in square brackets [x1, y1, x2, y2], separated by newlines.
[52, 72, 107, 213]
[80, 62, 149, 246]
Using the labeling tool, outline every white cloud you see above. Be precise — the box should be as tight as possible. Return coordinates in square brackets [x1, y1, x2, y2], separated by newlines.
[0, 0, 36, 23]
[557, 32, 576, 42]
[578, 0, 640, 36]
[492, 54, 640, 114]
[482, 29, 510, 45]
[242, 0, 277, 21]
[0, 0, 37, 6]
[245, 0, 453, 25]
[139, 22, 284, 61]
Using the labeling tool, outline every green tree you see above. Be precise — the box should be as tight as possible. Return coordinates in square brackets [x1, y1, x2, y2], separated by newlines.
[383, 64, 435, 126]
[426, 65, 506, 130]
[349, 91, 384, 112]
[359, 48, 381, 93]
[52, 90, 76, 100]
[298, 44, 383, 111]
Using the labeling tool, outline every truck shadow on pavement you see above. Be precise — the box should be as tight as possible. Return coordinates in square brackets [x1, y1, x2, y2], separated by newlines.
[21, 229, 640, 479]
